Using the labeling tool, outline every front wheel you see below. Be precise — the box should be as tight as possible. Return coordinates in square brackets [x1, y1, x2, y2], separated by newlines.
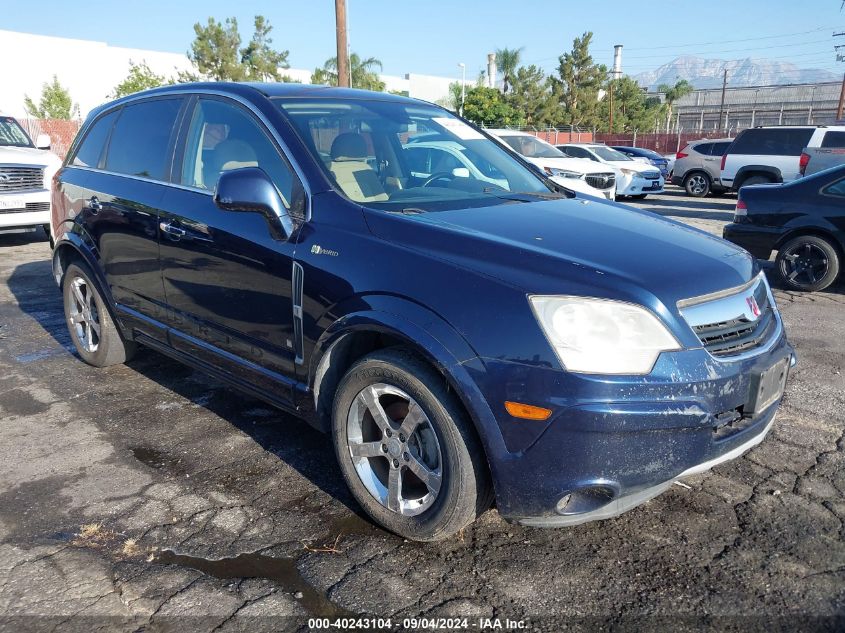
[630, 194, 648, 200]
[684, 172, 710, 197]
[332, 348, 492, 541]
[776, 235, 840, 292]
[62, 262, 137, 366]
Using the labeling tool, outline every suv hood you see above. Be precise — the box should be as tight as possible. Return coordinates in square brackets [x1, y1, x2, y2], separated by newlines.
[364, 197, 754, 310]
[0, 145, 61, 167]
[524, 156, 614, 175]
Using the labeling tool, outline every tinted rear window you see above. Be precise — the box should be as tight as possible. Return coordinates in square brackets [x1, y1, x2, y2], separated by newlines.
[729, 128, 814, 156]
[821, 131, 845, 148]
[72, 110, 118, 168]
[105, 99, 182, 180]
[693, 142, 713, 155]
[711, 142, 731, 155]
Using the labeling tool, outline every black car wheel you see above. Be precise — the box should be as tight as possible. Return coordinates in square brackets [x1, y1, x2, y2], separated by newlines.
[332, 348, 492, 541]
[776, 235, 840, 292]
[630, 194, 648, 200]
[684, 172, 711, 197]
[62, 262, 137, 366]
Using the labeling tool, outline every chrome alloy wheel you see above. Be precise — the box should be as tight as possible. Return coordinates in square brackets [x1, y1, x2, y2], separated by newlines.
[346, 383, 443, 516]
[67, 276, 101, 353]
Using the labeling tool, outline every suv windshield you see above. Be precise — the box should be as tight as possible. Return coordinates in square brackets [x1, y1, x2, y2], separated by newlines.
[592, 147, 631, 161]
[0, 117, 34, 148]
[276, 98, 553, 211]
[498, 134, 564, 159]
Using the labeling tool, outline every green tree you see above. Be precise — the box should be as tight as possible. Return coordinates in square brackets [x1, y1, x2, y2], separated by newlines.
[240, 15, 290, 81]
[509, 65, 560, 127]
[186, 15, 289, 82]
[462, 86, 524, 127]
[599, 77, 663, 132]
[112, 61, 169, 98]
[551, 32, 607, 129]
[656, 79, 694, 128]
[24, 75, 77, 120]
[188, 16, 246, 80]
[311, 53, 385, 91]
[494, 47, 523, 93]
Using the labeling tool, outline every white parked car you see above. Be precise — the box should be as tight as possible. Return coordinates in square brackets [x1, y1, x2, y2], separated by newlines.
[403, 140, 509, 190]
[488, 130, 616, 200]
[0, 115, 61, 237]
[557, 143, 665, 199]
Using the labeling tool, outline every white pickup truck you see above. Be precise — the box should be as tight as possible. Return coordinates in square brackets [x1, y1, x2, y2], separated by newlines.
[0, 115, 61, 237]
[800, 146, 845, 177]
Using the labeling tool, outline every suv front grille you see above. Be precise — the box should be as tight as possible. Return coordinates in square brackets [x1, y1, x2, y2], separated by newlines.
[0, 165, 45, 192]
[0, 201, 50, 214]
[679, 275, 779, 359]
[585, 173, 616, 190]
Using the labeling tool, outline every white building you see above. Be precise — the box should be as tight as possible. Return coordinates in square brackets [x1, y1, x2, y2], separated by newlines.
[0, 29, 466, 119]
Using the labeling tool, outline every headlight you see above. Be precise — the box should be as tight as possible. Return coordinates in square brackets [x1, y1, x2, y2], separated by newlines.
[544, 167, 584, 179]
[529, 296, 681, 374]
[619, 168, 639, 176]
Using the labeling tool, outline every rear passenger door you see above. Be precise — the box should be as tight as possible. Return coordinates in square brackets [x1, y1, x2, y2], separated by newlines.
[83, 97, 184, 342]
[158, 96, 303, 404]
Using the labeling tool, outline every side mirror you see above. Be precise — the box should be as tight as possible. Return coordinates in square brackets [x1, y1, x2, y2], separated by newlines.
[451, 167, 470, 178]
[35, 134, 51, 150]
[214, 167, 294, 240]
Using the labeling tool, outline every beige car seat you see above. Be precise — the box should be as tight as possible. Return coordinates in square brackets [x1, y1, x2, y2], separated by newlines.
[204, 139, 259, 190]
[328, 133, 389, 202]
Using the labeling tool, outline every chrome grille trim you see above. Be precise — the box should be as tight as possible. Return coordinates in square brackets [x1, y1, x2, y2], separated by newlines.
[641, 170, 660, 180]
[678, 273, 782, 361]
[0, 201, 50, 214]
[0, 164, 45, 192]
[585, 173, 616, 190]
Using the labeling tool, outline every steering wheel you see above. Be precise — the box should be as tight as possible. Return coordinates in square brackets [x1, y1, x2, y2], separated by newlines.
[421, 172, 455, 187]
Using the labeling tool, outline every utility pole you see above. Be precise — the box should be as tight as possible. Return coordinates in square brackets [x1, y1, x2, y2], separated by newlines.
[335, 0, 349, 88]
[717, 69, 728, 132]
[608, 81, 614, 132]
[838, 73, 845, 122]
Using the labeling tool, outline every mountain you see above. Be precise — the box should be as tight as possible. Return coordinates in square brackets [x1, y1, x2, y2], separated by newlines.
[633, 56, 839, 89]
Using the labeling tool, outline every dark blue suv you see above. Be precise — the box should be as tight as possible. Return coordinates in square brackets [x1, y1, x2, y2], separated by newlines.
[52, 83, 794, 541]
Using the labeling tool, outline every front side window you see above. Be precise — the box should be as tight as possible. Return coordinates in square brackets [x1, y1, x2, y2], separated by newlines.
[0, 117, 33, 148]
[105, 99, 182, 180]
[179, 98, 295, 207]
[72, 110, 118, 168]
[276, 98, 551, 211]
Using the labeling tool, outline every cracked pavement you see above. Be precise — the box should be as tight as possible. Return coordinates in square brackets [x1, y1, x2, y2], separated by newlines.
[0, 188, 843, 631]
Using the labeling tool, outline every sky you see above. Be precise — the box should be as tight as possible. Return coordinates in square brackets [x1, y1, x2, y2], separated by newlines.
[3, 0, 844, 81]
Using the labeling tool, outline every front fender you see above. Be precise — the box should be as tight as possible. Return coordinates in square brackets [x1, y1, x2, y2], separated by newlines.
[307, 296, 513, 501]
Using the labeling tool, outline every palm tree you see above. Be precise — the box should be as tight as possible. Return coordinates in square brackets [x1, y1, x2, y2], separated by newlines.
[311, 53, 384, 91]
[494, 47, 524, 93]
[657, 79, 694, 130]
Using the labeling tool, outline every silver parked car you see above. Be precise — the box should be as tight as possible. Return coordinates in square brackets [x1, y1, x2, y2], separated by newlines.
[671, 138, 732, 197]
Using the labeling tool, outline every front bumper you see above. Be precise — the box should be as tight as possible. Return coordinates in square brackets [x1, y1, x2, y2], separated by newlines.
[722, 222, 780, 260]
[469, 328, 794, 525]
[0, 189, 50, 229]
[617, 173, 665, 196]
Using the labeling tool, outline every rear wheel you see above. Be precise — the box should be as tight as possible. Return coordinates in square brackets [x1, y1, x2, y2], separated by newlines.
[62, 262, 137, 367]
[741, 175, 772, 187]
[332, 348, 492, 541]
[684, 172, 711, 197]
[776, 235, 840, 292]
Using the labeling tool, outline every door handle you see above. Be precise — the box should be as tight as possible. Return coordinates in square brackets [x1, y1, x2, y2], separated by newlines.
[89, 196, 102, 214]
[159, 221, 186, 240]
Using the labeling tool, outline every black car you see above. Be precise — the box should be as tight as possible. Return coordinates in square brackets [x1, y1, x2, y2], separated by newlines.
[723, 165, 845, 292]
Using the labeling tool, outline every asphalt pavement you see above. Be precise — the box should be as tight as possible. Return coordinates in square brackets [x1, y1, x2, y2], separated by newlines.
[0, 188, 842, 632]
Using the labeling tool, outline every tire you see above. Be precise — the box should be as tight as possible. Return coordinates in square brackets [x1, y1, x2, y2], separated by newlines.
[630, 194, 648, 200]
[776, 235, 840, 292]
[62, 262, 137, 367]
[332, 348, 492, 541]
[740, 175, 772, 187]
[683, 172, 711, 197]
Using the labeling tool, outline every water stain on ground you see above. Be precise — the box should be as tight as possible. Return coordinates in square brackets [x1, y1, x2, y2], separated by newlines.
[129, 446, 183, 472]
[0, 387, 50, 416]
[155, 549, 353, 618]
